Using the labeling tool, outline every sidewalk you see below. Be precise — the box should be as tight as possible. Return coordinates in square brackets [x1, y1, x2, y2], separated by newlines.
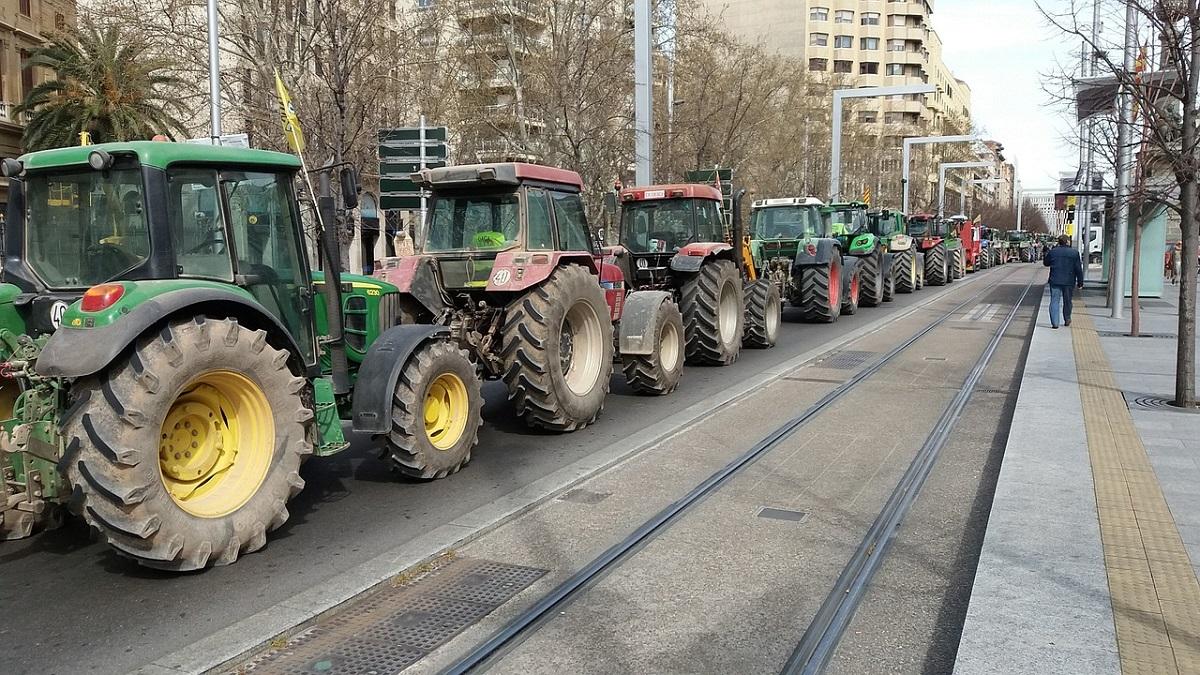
[955, 283, 1200, 674]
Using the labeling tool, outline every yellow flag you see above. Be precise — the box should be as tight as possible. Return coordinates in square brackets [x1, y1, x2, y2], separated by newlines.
[274, 70, 305, 154]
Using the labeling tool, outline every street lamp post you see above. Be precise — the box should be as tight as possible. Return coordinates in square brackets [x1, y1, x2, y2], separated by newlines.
[938, 162, 993, 218]
[633, 0, 652, 185]
[207, 0, 221, 143]
[901, 135, 980, 215]
[829, 84, 935, 202]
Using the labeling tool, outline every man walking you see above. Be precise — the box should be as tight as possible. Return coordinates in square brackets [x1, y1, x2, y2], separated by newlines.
[1043, 234, 1085, 329]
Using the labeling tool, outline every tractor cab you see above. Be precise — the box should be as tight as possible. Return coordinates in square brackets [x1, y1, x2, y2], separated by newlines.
[905, 214, 948, 241]
[3, 142, 318, 365]
[615, 184, 725, 288]
[749, 197, 826, 241]
[822, 201, 869, 238]
[866, 209, 903, 237]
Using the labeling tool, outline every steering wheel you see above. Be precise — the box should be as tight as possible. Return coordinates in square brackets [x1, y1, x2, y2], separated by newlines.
[85, 243, 139, 280]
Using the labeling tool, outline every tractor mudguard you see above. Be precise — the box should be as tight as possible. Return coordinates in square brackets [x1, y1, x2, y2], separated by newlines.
[37, 286, 308, 379]
[618, 290, 673, 356]
[668, 243, 733, 273]
[793, 238, 839, 267]
[350, 324, 452, 434]
[373, 255, 447, 317]
[487, 250, 599, 292]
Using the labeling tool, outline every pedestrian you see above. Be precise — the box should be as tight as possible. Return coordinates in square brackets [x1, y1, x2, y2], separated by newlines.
[1043, 234, 1085, 329]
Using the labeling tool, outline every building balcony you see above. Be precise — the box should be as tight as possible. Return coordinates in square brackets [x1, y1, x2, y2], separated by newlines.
[886, 24, 927, 41]
[482, 102, 546, 128]
[886, 49, 926, 67]
[885, 2, 931, 18]
[458, 0, 548, 27]
[474, 138, 540, 163]
[881, 98, 925, 115]
[0, 102, 27, 127]
[465, 30, 545, 55]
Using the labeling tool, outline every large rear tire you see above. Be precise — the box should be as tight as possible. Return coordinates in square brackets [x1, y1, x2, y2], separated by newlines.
[64, 316, 311, 570]
[382, 340, 482, 479]
[925, 243, 948, 286]
[799, 255, 843, 323]
[681, 259, 743, 365]
[743, 279, 781, 348]
[621, 300, 685, 395]
[858, 253, 885, 307]
[895, 249, 916, 294]
[842, 264, 861, 315]
[502, 264, 614, 431]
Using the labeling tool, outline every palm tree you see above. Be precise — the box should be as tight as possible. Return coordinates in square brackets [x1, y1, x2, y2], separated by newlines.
[14, 22, 187, 151]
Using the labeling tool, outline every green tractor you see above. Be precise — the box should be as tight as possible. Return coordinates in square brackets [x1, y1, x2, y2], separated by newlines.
[868, 208, 922, 293]
[1009, 230, 1035, 262]
[748, 197, 862, 323]
[905, 213, 961, 286]
[822, 201, 896, 306]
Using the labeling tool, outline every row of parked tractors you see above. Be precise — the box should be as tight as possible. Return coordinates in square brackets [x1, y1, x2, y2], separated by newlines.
[0, 144, 1042, 570]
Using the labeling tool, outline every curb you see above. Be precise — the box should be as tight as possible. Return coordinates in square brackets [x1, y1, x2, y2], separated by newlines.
[140, 271, 993, 675]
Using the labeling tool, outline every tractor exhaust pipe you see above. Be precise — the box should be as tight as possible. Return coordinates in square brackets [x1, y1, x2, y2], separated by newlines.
[318, 170, 350, 395]
[732, 189, 747, 274]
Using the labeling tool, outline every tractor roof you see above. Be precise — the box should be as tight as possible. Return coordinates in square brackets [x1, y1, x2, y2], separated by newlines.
[751, 197, 824, 209]
[620, 184, 722, 202]
[19, 141, 302, 172]
[825, 201, 868, 209]
[415, 162, 582, 190]
[907, 213, 936, 220]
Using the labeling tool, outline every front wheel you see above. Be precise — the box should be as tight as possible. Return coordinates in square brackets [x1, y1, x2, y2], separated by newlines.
[882, 266, 896, 302]
[622, 299, 685, 395]
[382, 340, 482, 479]
[502, 264, 615, 431]
[798, 256, 843, 323]
[743, 279, 781, 348]
[895, 249, 917, 294]
[858, 253, 885, 307]
[65, 316, 312, 570]
[842, 264, 861, 315]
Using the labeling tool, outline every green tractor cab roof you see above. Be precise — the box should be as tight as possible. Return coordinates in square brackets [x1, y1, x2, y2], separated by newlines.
[752, 197, 824, 209]
[16, 141, 302, 172]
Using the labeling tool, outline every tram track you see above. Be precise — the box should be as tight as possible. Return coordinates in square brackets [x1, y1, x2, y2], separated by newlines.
[439, 265, 1036, 675]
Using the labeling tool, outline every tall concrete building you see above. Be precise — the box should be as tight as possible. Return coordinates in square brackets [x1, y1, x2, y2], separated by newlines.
[698, 0, 971, 128]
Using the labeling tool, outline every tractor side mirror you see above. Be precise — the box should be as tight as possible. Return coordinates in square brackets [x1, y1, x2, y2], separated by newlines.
[340, 167, 360, 209]
[603, 191, 617, 214]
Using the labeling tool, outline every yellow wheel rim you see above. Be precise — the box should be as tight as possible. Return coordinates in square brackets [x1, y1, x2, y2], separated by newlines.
[158, 370, 273, 518]
[423, 372, 469, 450]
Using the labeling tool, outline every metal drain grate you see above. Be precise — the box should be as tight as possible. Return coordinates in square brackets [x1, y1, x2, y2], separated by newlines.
[1139, 300, 1173, 308]
[951, 326, 983, 331]
[924, 357, 947, 362]
[558, 488, 612, 505]
[757, 507, 808, 523]
[1123, 392, 1200, 415]
[817, 350, 876, 370]
[1097, 331, 1177, 340]
[237, 558, 547, 674]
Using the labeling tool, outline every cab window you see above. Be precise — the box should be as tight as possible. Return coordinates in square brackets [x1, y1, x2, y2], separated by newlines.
[551, 191, 593, 252]
[169, 169, 233, 280]
[694, 199, 723, 243]
[526, 188, 554, 250]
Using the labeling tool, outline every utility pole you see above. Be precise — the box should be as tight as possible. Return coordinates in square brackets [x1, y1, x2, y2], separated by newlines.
[1110, 3, 1137, 318]
[633, 0, 653, 185]
[207, 0, 221, 144]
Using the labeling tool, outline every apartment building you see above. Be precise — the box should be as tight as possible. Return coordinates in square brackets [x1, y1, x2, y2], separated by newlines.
[698, 0, 971, 128]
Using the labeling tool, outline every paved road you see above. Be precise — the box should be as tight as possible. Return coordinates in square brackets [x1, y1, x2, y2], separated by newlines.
[2, 273, 984, 675]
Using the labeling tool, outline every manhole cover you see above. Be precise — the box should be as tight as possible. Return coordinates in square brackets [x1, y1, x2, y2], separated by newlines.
[235, 558, 547, 674]
[1123, 392, 1200, 414]
[1139, 300, 1172, 308]
[558, 488, 612, 505]
[757, 507, 808, 522]
[817, 350, 876, 370]
[924, 357, 947, 362]
[1096, 331, 1177, 340]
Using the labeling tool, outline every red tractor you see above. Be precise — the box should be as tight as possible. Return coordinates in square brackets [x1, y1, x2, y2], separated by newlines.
[370, 163, 684, 476]
[957, 215, 984, 273]
[607, 184, 781, 367]
[905, 213, 960, 286]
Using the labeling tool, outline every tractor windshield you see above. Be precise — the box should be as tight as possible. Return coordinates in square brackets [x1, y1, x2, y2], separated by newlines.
[907, 217, 946, 238]
[866, 212, 893, 236]
[1007, 231, 1026, 242]
[751, 206, 824, 239]
[825, 208, 866, 236]
[425, 191, 520, 252]
[24, 168, 150, 289]
[620, 198, 722, 253]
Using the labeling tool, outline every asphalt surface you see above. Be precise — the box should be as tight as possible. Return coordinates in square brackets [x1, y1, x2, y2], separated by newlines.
[2, 273, 976, 675]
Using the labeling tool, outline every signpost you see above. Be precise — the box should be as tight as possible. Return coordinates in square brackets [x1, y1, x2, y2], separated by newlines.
[379, 116, 449, 235]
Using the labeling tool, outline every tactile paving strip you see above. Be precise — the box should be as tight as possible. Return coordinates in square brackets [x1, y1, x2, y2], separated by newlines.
[236, 558, 546, 674]
[1074, 307, 1200, 675]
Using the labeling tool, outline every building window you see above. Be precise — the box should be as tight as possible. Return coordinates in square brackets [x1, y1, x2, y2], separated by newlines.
[809, 33, 828, 47]
[860, 37, 879, 50]
[886, 63, 905, 75]
[835, 10, 854, 23]
[888, 39, 905, 51]
[860, 61, 879, 74]
[834, 35, 852, 48]
[890, 14, 906, 26]
[833, 60, 853, 73]
[809, 58, 828, 72]
[416, 0, 435, 8]
[18, 0, 30, 16]
[20, 49, 33, 98]
[55, 13, 66, 31]
[884, 112, 904, 124]
[810, 7, 829, 21]
[861, 12, 880, 25]
[858, 111, 878, 123]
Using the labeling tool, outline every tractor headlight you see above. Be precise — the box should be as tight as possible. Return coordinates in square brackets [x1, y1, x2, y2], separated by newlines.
[87, 149, 113, 171]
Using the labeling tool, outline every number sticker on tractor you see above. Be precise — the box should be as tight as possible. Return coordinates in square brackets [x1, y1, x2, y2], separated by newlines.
[50, 300, 69, 329]
[492, 269, 512, 286]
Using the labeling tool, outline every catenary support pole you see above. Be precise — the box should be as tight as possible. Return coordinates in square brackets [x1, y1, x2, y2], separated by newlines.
[207, 0, 221, 144]
[901, 134, 978, 215]
[1111, 2, 1137, 318]
[633, 0, 652, 185]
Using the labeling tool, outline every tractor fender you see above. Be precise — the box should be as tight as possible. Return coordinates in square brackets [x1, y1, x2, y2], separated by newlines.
[618, 291, 674, 356]
[841, 256, 862, 294]
[669, 243, 733, 273]
[486, 251, 599, 292]
[373, 255, 447, 318]
[350, 324, 453, 434]
[37, 287, 308, 379]
[793, 238, 839, 267]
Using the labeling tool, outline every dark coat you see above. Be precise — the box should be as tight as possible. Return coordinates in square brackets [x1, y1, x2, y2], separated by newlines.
[1044, 244, 1085, 287]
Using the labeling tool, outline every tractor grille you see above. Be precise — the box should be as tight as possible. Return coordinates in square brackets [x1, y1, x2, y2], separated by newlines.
[343, 296, 368, 352]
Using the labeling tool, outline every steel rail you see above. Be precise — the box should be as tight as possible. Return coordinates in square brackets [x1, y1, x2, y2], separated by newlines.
[440, 266, 1030, 675]
[780, 275, 1036, 675]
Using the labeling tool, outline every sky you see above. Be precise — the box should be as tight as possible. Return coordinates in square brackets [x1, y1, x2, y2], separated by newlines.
[933, 0, 1081, 190]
